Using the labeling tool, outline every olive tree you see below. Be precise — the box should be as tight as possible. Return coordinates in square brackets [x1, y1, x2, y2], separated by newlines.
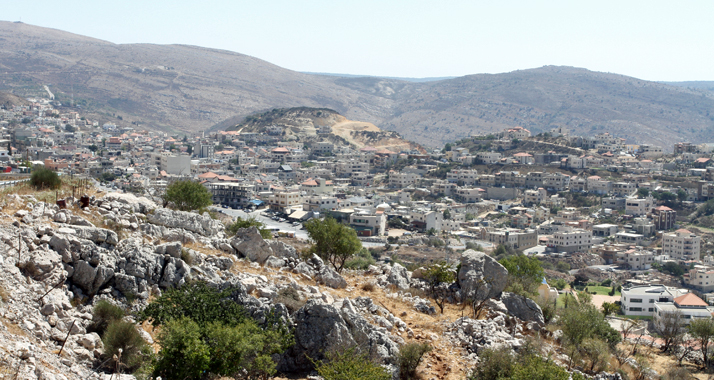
[424, 262, 456, 314]
[162, 180, 212, 211]
[304, 217, 362, 273]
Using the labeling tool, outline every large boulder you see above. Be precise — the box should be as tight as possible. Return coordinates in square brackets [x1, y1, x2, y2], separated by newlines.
[146, 208, 224, 237]
[386, 263, 411, 290]
[316, 267, 347, 289]
[72, 226, 119, 246]
[230, 227, 273, 264]
[279, 300, 399, 372]
[458, 250, 508, 301]
[101, 193, 157, 214]
[500, 292, 545, 325]
[267, 240, 299, 259]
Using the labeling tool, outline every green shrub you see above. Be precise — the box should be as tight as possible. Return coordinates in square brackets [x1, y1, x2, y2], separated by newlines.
[162, 180, 212, 211]
[30, 166, 61, 190]
[314, 347, 392, 380]
[226, 216, 272, 239]
[344, 248, 376, 270]
[89, 300, 124, 335]
[274, 287, 306, 313]
[138, 282, 246, 327]
[154, 317, 210, 380]
[142, 282, 294, 380]
[102, 320, 151, 372]
[469, 345, 575, 380]
[469, 346, 515, 380]
[398, 342, 431, 379]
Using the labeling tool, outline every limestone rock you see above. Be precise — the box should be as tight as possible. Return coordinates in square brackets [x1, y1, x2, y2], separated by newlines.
[500, 292, 545, 325]
[458, 250, 508, 301]
[316, 267, 347, 289]
[230, 227, 273, 264]
[386, 263, 411, 290]
[146, 208, 224, 237]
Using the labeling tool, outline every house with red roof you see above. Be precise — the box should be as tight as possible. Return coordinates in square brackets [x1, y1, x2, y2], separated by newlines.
[654, 293, 714, 328]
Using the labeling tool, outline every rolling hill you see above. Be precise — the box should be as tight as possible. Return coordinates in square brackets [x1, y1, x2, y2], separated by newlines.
[1, 21, 714, 149]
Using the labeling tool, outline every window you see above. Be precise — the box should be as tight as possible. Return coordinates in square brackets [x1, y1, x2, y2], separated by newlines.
[631, 299, 643, 303]
[630, 307, 643, 312]
[649, 299, 654, 303]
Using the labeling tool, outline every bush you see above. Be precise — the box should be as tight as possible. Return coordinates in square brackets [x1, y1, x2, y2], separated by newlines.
[314, 347, 392, 380]
[398, 342, 432, 379]
[344, 248, 376, 270]
[30, 166, 61, 190]
[469, 345, 576, 380]
[102, 320, 151, 372]
[226, 216, 272, 239]
[305, 217, 362, 273]
[89, 300, 125, 335]
[154, 317, 210, 380]
[274, 287, 306, 314]
[138, 282, 246, 327]
[142, 282, 294, 380]
[162, 179, 212, 211]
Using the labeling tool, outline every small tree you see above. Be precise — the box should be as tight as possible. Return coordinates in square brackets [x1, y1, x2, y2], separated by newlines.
[30, 166, 61, 190]
[688, 317, 714, 368]
[499, 254, 545, 297]
[227, 216, 271, 239]
[304, 217, 362, 273]
[424, 262, 456, 314]
[398, 343, 432, 380]
[657, 311, 685, 353]
[162, 179, 212, 211]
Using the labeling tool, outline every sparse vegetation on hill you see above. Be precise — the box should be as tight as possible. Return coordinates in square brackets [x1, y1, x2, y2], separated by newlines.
[4, 22, 714, 146]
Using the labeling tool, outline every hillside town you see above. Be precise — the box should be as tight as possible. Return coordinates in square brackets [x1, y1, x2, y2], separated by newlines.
[7, 97, 714, 378]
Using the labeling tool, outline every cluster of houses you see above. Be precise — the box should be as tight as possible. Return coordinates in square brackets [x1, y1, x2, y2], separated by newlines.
[9, 97, 714, 322]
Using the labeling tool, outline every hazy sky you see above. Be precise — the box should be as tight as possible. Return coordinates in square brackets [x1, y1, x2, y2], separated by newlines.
[3, 0, 713, 81]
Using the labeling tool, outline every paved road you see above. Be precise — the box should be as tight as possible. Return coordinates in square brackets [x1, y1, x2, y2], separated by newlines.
[213, 207, 310, 240]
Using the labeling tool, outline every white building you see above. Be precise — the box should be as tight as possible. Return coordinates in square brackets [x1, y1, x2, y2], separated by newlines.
[350, 212, 387, 237]
[625, 196, 654, 216]
[620, 285, 689, 317]
[548, 228, 592, 253]
[654, 293, 714, 328]
[662, 229, 701, 262]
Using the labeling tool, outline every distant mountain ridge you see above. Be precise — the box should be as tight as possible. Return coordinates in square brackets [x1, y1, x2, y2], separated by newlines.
[1, 21, 714, 149]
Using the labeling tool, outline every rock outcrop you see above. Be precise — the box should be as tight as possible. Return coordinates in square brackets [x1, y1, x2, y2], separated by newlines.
[457, 250, 508, 301]
[279, 299, 400, 373]
[500, 292, 545, 325]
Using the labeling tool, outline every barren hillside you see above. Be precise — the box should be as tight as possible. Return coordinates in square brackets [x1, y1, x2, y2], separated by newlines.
[2, 22, 714, 148]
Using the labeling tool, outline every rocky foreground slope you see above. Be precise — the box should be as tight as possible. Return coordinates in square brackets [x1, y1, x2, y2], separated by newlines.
[0, 191, 616, 380]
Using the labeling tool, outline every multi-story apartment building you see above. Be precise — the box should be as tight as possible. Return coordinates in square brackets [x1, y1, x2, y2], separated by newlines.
[524, 188, 548, 205]
[303, 195, 339, 212]
[410, 209, 442, 233]
[611, 182, 636, 197]
[652, 205, 676, 230]
[617, 250, 654, 270]
[484, 228, 538, 249]
[685, 266, 714, 293]
[209, 182, 255, 208]
[662, 229, 701, 261]
[389, 171, 419, 188]
[350, 212, 387, 236]
[542, 172, 571, 191]
[153, 153, 191, 175]
[454, 188, 485, 203]
[446, 169, 478, 185]
[625, 197, 654, 216]
[475, 151, 502, 164]
[548, 228, 592, 253]
[586, 176, 612, 194]
[268, 191, 301, 214]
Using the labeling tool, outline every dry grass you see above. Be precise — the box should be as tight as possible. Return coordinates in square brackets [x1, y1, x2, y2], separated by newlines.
[0, 283, 9, 303]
